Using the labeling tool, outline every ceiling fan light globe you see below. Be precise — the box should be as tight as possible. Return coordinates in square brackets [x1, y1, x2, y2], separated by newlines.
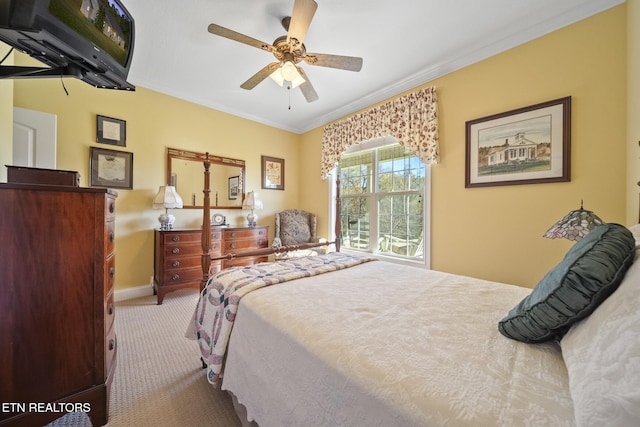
[269, 68, 285, 86]
[290, 73, 306, 88]
[281, 61, 299, 81]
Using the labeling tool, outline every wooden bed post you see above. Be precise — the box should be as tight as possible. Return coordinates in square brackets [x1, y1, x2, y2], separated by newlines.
[201, 153, 212, 291]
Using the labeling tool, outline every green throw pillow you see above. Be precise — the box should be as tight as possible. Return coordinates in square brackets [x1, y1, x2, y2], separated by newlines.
[498, 223, 636, 343]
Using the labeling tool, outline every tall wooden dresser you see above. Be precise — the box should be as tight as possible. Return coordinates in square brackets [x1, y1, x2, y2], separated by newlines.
[154, 225, 268, 304]
[0, 183, 117, 427]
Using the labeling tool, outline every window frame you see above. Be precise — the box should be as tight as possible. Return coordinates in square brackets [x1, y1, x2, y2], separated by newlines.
[328, 137, 431, 269]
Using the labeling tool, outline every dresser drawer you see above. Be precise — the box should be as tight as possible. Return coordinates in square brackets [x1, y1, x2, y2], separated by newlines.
[105, 220, 115, 257]
[224, 228, 267, 240]
[163, 231, 222, 245]
[162, 267, 202, 284]
[105, 255, 116, 296]
[105, 327, 117, 376]
[210, 261, 222, 276]
[105, 291, 115, 335]
[163, 255, 201, 271]
[105, 195, 116, 221]
[163, 243, 202, 258]
[162, 232, 200, 245]
[224, 238, 268, 251]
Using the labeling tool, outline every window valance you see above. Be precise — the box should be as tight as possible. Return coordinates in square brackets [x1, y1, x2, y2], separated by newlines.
[321, 86, 439, 179]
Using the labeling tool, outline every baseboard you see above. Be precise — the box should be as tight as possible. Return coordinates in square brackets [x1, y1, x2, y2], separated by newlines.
[114, 284, 154, 302]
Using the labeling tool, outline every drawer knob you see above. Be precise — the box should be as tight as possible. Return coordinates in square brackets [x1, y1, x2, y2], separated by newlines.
[259, 239, 264, 245]
[109, 232, 115, 243]
[109, 203, 115, 214]
[172, 236, 180, 242]
[108, 303, 114, 316]
[109, 339, 115, 351]
[211, 244, 217, 250]
[172, 261, 180, 267]
[230, 243, 236, 249]
[109, 267, 115, 278]
[172, 274, 180, 281]
[230, 232, 237, 237]
[172, 248, 180, 254]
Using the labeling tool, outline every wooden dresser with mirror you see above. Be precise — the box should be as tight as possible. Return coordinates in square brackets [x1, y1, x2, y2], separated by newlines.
[153, 148, 268, 304]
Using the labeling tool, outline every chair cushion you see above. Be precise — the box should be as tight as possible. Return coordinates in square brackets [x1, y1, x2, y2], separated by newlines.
[498, 223, 636, 343]
[279, 211, 312, 246]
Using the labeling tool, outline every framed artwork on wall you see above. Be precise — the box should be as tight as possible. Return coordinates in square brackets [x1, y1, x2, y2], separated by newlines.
[465, 96, 571, 188]
[90, 147, 133, 189]
[97, 115, 126, 147]
[228, 175, 239, 200]
[261, 155, 284, 190]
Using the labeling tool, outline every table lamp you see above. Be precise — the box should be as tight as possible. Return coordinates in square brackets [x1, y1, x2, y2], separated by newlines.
[153, 186, 183, 230]
[242, 191, 263, 227]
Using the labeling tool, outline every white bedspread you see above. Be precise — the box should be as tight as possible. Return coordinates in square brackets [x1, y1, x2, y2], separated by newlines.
[221, 260, 575, 426]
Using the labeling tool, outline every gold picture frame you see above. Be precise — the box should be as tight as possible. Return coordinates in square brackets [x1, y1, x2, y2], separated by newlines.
[261, 155, 284, 190]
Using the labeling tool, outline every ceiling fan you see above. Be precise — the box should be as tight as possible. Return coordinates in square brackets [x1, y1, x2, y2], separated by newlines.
[207, 0, 363, 102]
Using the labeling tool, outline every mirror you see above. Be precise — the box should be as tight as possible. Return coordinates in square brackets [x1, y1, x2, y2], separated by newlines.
[167, 148, 245, 209]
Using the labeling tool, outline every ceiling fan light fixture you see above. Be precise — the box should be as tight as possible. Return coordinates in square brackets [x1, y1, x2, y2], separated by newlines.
[269, 68, 285, 86]
[290, 67, 306, 88]
[281, 60, 300, 81]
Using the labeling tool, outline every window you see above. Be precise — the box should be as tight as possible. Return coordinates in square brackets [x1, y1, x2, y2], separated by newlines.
[331, 140, 429, 265]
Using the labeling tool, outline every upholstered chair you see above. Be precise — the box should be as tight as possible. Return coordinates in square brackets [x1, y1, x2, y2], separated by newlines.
[272, 209, 326, 260]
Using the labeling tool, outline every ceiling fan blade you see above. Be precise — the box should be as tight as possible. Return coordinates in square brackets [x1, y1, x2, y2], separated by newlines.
[287, 0, 318, 47]
[240, 62, 280, 90]
[304, 53, 363, 72]
[297, 68, 319, 102]
[208, 23, 273, 52]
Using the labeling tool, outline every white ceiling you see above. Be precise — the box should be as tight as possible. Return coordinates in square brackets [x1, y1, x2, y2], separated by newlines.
[124, 0, 623, 134]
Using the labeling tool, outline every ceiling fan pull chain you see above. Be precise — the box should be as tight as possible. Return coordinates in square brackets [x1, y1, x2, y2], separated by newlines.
[288, 85, 292, 110]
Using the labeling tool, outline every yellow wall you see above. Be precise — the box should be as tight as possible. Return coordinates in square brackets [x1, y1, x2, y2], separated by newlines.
[301, 5, 629, 288]
[2, 5, 631, 291]
[9, 75, 299, 291]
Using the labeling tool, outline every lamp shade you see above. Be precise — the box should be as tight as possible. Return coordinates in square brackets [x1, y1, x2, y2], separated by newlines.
[543, 202, 603, 241]
[152, 186, 183, 209]
[242, 191, 263, 210]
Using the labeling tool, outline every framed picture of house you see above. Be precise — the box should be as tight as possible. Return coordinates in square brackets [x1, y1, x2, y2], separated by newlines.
[465, 96, 571, 188]
[261, 155, 284, 190]
[90, 147, 133, 189]
[97, 115, 126, 147]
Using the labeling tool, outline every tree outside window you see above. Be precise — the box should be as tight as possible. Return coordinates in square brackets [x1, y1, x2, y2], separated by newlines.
[338, 144, 425, 260]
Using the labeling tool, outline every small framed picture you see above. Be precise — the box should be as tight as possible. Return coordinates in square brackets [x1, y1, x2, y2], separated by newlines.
[465, 96, 571, 188]
[97, 115, 126, 147]
[261, 155, 284, 190]
[90, 147, 133, 189]
[228, 175, 239, 200]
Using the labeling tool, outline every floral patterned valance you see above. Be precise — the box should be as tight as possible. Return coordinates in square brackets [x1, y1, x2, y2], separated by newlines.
[321, 86, 439, 179]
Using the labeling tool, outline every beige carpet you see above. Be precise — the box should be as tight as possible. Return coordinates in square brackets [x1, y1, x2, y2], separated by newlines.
[47, 289, 241, 427]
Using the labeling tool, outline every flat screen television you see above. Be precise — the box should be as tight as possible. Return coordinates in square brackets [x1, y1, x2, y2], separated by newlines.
[0, 0, 135, 90]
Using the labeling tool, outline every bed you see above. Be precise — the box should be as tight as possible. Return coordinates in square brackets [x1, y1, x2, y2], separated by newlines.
[188, 156, 640, 426]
